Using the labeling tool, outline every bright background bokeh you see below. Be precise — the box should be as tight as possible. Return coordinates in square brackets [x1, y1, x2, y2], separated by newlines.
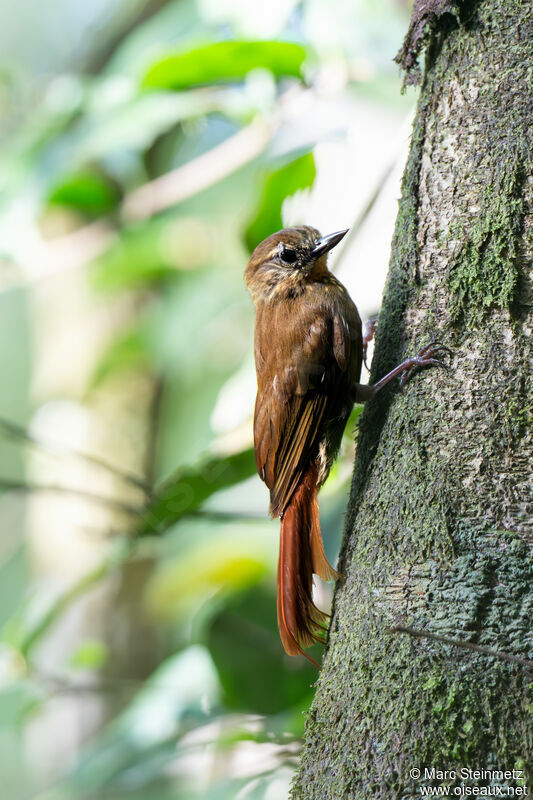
[0, 1, 415, 797]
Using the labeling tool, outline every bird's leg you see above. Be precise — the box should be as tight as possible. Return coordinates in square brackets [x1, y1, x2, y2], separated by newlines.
[362, 315, 378, 370]
[354, 341, 452, 403]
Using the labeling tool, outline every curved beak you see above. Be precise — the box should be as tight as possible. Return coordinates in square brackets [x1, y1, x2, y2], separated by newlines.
[311, 229, 348, 260]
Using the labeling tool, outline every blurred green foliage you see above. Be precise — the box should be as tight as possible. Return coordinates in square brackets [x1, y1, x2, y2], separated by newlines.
[48, 171, 120, 216]
[142, 40, 308, 89]
[139, 448, 257, 534]
[0, 0, 412, 798]
[245, 152, 316, 250]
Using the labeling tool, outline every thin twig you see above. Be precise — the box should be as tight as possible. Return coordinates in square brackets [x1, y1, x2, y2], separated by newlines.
[19, 220, 116, 283]
[143, 376, 165, 490]
[122, 116, 272, 221]
[332, 158, 397, 274]
[36, 670, 146, 695]
[387, 625, 533, 671]
[330, 109, 414, 275]
[15, 116, 273, 285]
[0, 416, 151, 495]
[187, 508, 268, 522]
[0, 479, 142, 517]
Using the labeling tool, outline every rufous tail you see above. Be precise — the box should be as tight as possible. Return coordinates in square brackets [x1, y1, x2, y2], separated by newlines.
[277, 463, 340, 668]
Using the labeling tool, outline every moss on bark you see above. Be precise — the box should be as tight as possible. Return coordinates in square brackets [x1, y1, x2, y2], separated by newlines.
[292, 2, 533, 797]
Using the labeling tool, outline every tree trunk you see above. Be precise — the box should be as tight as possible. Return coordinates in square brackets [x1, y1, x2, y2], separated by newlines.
[293, 1, 533, 797]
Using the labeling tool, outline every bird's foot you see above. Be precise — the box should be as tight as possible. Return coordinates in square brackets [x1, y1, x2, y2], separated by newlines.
[399, 340, 452, 388]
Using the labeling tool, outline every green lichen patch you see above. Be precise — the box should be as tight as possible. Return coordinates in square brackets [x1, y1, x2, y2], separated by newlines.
[447, 144, 528, 325]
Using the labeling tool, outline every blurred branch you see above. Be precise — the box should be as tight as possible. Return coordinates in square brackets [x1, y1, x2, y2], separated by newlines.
[0, 479, 142, 517]
[331, 110, 414, 275]
[37, 669, 146, 695]
[19, 116, 273, 283]
[331, 157, 397, 276]
[143, 376, 165, 489]
[188, 509, 268, 522]
[21, 220, 116, 282]
[0, 416, 151, 495]
[0, 414, 263, 525]
[122, 116, 272, 221]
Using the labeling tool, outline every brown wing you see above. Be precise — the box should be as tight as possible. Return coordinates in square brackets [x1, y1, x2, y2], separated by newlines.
[253, 291, 361, 518]
[268, 392, 328, 516]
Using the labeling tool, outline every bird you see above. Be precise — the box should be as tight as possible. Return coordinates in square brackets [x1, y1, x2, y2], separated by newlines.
[245, 226, 448, 667]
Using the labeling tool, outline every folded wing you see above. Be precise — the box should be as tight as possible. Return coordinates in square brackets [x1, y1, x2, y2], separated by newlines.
[254, 301, 360, 517]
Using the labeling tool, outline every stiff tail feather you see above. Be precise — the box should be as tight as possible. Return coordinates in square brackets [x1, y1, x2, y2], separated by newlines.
[276, 464, 339, 667]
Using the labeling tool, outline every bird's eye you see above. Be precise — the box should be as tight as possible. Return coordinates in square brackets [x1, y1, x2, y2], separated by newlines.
[279, 246, 298, 264]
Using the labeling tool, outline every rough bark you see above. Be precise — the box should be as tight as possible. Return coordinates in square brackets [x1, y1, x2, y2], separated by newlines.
[293, 1, 533, 797]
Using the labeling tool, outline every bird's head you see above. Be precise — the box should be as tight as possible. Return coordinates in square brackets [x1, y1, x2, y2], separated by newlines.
[244, 226, 348, 302]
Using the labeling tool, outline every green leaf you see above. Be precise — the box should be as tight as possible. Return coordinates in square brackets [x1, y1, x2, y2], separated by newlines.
[69, 640, 109, 670]
[142, 40, 307, 91]
[244, 152, 316, 251]
[206, 585, 317, 714]
[138, 448, 257, 535]
[144, 529, 271, 622]
[47, 171, 119, 216]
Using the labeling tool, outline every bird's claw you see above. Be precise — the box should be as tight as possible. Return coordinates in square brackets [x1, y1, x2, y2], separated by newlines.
[399, 340, 452, 388]
[416, 340, 453, 359]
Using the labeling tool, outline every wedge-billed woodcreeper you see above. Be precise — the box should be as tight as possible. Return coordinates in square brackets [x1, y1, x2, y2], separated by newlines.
[245, 226, 447, 667]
